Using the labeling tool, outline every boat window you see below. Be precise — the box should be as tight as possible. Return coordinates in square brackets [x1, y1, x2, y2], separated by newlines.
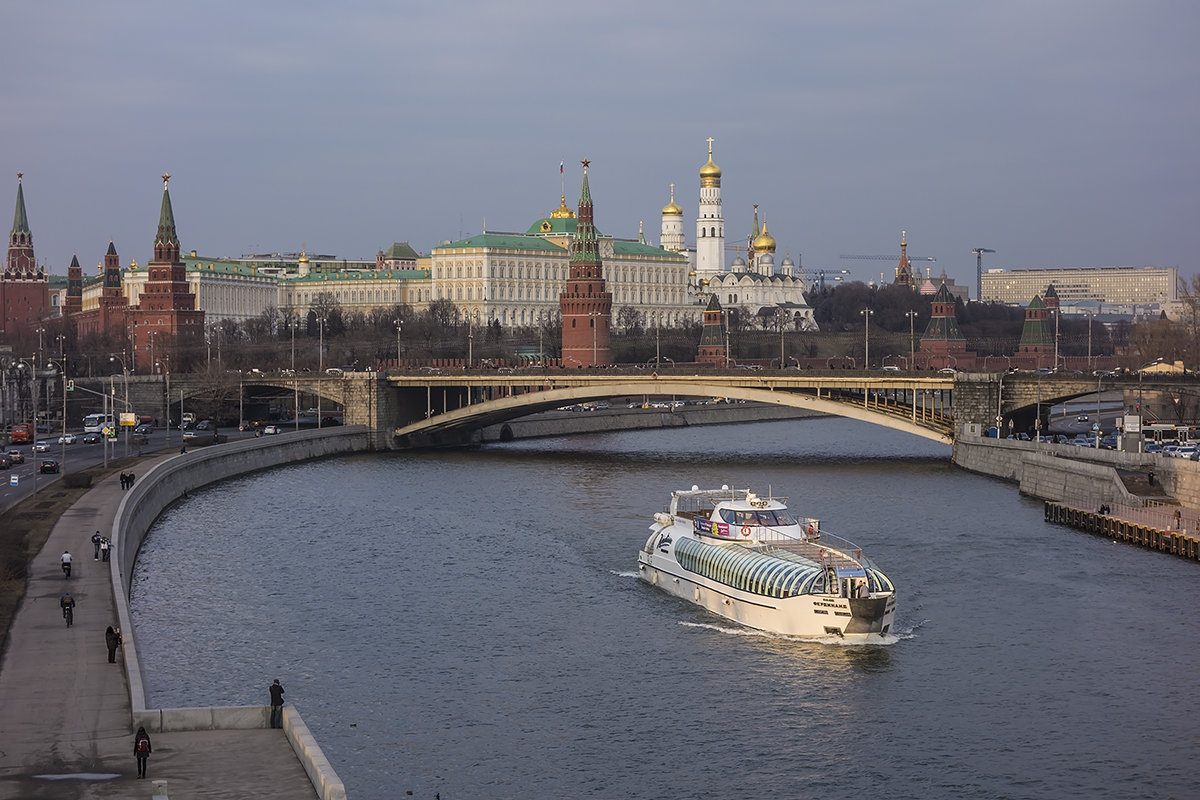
[719, 509, 738, 525]
[754, 510, 797, 527]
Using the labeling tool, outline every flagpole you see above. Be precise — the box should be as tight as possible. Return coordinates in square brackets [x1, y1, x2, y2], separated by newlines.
[560, 158, 564, 198]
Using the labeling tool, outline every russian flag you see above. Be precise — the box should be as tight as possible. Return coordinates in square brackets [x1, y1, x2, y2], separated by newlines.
[559, 160, 564, 174]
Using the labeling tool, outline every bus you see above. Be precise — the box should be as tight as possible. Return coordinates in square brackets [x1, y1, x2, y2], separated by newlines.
[82, 413, 115, 433]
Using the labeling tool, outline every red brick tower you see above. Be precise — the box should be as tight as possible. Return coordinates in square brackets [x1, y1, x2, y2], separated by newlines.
[696, 293, 727, 365]
[127, 174, 204, 372]
[559, 160, 612, 367]
[1, 173, 50, 345]
[893, 230, 914, 289]
[96, 241, 130, 342]
[65, 254, 83, 318]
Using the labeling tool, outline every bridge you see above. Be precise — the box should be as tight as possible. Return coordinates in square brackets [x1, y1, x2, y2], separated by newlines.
[56, 370, 1191, 450]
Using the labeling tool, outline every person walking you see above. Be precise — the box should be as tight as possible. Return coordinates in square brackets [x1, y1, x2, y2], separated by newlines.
[100, 537, 111, 562]
[269, 679, 285, 728]
[105, 625, 121, 662]
[92, 531, 103, 560]
[134, 726, 152, 778]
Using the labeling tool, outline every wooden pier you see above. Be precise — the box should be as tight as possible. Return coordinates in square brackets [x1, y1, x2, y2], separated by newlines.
[1045, 502, 1200, 561]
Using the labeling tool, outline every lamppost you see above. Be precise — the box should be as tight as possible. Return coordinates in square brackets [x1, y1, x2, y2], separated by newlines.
[467, 311, 477, 369]
[860, 308, 874, 370]
[393, 318, 403, 368]
[905, 310, 918, 369]
[156, 357, 171, 448]
[777, 309, 787, 368]
[317, 316, 325, 429]
[1095, 372, 1108, 449]
[290, 311, 299, 432]
[109, 354, 130, 457]
[18, 358, 38, 496]
[588, 311, 602, 366]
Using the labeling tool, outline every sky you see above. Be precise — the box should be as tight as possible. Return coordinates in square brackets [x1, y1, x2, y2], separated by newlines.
[2, 1, 1198, 296]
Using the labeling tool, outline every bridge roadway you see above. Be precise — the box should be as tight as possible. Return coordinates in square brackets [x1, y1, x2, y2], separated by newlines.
[63, 370, 1188, 450]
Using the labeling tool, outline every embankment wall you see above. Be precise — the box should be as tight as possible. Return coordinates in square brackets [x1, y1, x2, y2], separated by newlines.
[480, 404, 823, 441]
[110, 427, 368, 800]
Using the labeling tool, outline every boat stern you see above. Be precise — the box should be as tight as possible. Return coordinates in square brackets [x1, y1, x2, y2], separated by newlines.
[845, 594, 896, 636]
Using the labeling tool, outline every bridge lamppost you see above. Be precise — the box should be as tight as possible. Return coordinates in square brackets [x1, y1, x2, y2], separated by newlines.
[109, 354, 129, 458]
[860, 308, 874, 370]
[393, 318, 403, 368]
[467, 311, 478, 369]
[905, 310, 918, 369]
[317, 316, 326, 430]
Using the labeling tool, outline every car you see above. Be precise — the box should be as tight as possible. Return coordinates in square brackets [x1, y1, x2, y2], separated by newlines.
[938, 367, 958, 374]
[194, 419, 215, 431]
[262, 425, 281, 435]
[0, 454, 9, 469]
[33, 440, 51, 452]
[82, 432, 102, 444]
[134, 423, 153, 434]
[39, 459, 60, 474]
[1076, 415, 1089, 423]
[5, 449, 24, 464]
[418, 366, 440, 374]
[58, 433, 78, 444]
[325, 367, 344, 376]
[882, 365, 901, 372]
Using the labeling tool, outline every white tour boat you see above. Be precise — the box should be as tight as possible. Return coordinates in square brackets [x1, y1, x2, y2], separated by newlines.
[637, 486, 896, 640]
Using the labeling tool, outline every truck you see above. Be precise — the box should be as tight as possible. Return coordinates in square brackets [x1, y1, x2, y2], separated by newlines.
[10, 422, 33, 444]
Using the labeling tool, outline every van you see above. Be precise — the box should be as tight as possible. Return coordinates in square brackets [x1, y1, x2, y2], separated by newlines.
[325, 367, 344, 376]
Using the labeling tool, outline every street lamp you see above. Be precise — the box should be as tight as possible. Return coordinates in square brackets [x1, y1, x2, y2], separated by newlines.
[588, 311, 602, 366]
[467, 311, 477, 369]
[777, 309, 787, 368]
[860, 308, 874, 370]
[317, 316, 325, 430]
[17, 358, 38, 496]
[905, 310, 918, 369]
[109, 354, 129, 458]
[394, 318, 403, 368]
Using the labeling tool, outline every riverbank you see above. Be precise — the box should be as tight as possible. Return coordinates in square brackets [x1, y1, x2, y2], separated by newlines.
[0, 430, 367, 799]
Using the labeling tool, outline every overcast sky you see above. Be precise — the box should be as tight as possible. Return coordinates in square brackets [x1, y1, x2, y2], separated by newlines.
[2, 1, 1197, 295]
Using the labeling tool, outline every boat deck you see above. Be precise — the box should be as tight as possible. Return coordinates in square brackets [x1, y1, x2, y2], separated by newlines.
[676, 510, 862, 570]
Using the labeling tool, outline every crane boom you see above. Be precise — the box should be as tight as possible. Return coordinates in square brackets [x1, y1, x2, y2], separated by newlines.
[972, 248, 996, 301]
[840, 254, 936, 262]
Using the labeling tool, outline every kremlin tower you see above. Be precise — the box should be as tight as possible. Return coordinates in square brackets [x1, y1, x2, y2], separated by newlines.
[695, 139, 725, 279]
[1, 173, 50, 344]
[559, 161, 612, 367]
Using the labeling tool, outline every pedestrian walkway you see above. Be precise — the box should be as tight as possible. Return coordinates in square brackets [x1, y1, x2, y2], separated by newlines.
[0, 465, 321, 799]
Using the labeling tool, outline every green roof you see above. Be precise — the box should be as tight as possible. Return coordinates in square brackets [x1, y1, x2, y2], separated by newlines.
[383, 241, 419, 260]
[612, 239, 687, 260]
[436, 233, 567, 253]
[285, 268, 429, 285]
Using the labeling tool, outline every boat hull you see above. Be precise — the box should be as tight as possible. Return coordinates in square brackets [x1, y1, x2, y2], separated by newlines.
[637, 535, 895, 640]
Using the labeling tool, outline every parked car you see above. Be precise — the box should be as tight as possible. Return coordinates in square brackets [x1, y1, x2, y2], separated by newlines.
[58, 432, 78, 444]
[39, 459, 60, 474]
[5, 449, 24, 464]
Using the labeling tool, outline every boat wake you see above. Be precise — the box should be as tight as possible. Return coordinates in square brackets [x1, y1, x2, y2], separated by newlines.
[679, 620, 901, 646]
[611, 569, 640, 579]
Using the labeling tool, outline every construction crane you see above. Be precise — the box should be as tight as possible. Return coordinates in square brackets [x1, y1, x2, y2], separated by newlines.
[972, 248, 996, 301]
[839, 254, 937, 262]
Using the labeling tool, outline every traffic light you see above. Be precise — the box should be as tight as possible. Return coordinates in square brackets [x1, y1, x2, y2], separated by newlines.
[67, 380, 74, 391]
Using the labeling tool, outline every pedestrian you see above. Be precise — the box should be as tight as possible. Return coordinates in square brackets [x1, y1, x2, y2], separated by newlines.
[100, 537, 110, 562]
[119, 472, 127, 490]
[134, 726, 152, 778]
[1148, 471, 1155, 486]
[1174, 508, 1182, 530]
[269, 679, 285, 728]
[92, 531, 103, 560]
[128, 472, 135, 488]
[105, 625, 121, 662]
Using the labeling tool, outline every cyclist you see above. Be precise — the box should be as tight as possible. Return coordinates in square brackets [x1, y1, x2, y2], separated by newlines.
[60, 550, 73, 578]
[60, 592, 75, 623]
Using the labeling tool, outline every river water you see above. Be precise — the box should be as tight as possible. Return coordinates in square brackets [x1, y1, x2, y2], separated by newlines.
[129, 418, 1200, 800]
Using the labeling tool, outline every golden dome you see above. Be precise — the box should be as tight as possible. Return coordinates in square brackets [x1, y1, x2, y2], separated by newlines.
[662, 183, 683, 216]
[699, 138, 721, 187]
[752, 223, 777, 253]
[550, 194, 576, 219]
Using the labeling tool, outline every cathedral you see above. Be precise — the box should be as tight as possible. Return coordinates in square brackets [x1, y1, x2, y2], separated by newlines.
[660, 140, 818, 332]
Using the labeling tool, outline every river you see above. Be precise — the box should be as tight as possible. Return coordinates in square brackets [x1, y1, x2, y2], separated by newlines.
[129, 417, 1200, 800]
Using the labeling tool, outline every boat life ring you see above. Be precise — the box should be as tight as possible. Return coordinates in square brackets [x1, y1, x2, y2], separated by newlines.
[740, 526, 752, 537]
[806, 524, 815, 536]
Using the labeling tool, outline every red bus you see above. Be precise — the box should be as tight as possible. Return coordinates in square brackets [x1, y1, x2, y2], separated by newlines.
[10, 422, 33, 444]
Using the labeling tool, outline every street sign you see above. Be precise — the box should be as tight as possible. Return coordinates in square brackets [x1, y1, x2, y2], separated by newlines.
[120, 412, 137, 427]
[9, 474, 17, 486]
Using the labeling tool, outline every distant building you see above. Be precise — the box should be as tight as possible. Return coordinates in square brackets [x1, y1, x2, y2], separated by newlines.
[981, 266, 1177, 308]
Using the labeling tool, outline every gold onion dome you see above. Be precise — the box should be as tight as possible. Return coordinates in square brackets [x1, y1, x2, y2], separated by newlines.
[662, 184, 683, 216]
[753, 223, 777, 252]
[699, 154, 722, 187]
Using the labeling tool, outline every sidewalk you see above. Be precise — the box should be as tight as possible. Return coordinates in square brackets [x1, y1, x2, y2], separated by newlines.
[0, 466, 320, 799]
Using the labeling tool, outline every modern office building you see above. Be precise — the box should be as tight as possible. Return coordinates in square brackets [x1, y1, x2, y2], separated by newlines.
[981, 266, 1178, 307]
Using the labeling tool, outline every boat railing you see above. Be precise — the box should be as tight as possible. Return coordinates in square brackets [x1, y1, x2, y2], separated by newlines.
[752, 525, 878, 570]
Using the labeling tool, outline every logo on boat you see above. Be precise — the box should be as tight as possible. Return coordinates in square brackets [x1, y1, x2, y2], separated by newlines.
[696, 519, 731, 537]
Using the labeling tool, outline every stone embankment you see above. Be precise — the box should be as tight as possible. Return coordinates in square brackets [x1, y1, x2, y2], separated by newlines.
[113, 428, 369, 799]
[953, 429, 1198, 511]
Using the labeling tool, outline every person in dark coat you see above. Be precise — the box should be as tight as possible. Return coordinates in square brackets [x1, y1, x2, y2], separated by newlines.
[269, 679, 285, 728]
[134, 726, 152, 778]
[105, 626, 121, 663]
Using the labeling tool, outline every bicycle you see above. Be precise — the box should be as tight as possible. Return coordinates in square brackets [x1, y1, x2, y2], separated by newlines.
[63, 605, 73, 627]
